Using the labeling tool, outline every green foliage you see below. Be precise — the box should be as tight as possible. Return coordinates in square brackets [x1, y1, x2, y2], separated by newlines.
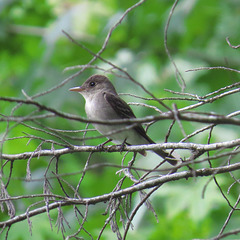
[1, 0, 240, 239]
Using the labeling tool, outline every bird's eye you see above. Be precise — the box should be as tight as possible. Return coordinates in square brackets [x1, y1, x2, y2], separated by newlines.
[89, 81, 95, 87]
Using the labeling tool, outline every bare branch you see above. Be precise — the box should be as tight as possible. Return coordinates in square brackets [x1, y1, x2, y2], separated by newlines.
[226, 37, 240, 49]
[1, 162, 240, 228]
[1, 139, 239, 161]
[1, 1, 240, 239]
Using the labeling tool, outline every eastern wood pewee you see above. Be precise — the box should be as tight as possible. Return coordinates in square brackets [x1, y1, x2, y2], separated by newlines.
[69, 74, 178, 165]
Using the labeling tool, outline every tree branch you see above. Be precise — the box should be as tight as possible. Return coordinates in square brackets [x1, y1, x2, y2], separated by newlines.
[1, 161, 240, 228]
[1, 139, 240, 160]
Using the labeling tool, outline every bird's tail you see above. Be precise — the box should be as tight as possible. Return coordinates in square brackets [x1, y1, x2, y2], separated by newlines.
[138, 146, 179, 165]
[153, 149, 179, 166]
[137, 134, 180, 165]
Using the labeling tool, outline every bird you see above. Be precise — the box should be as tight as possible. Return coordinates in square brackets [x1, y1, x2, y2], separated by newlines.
[69, 74, 178, 165]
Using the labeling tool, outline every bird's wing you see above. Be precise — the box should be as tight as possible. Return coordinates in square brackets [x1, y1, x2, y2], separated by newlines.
[104, 92, 153, 143]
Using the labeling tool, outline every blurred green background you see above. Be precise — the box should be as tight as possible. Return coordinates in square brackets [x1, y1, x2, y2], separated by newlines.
[0, 0, 240, 239]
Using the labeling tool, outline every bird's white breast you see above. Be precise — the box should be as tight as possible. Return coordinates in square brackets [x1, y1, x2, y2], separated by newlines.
[84, 92, 148, 145]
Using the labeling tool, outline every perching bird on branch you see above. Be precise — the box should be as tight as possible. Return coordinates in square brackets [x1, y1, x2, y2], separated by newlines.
[69, 74, 179, 165]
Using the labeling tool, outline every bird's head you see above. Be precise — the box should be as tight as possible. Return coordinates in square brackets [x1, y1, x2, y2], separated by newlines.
[69, 74, 117, 99]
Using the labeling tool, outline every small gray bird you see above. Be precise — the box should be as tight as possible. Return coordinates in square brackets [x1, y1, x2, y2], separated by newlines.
[69, 74, 178, 165]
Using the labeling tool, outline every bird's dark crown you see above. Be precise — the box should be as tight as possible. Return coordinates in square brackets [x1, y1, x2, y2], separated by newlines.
[82, 74, 117, 94]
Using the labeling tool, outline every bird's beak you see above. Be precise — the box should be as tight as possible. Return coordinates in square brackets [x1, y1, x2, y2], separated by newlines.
[69, 86, 84, 92]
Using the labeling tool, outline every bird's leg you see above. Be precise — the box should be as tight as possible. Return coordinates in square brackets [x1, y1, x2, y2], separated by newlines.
[119, 138, 127, 153]
[96, 139, 112, 151]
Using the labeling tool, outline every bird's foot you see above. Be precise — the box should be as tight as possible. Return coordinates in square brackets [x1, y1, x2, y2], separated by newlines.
[117, 139, 127, 153]
[96, 139, 112, 152]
